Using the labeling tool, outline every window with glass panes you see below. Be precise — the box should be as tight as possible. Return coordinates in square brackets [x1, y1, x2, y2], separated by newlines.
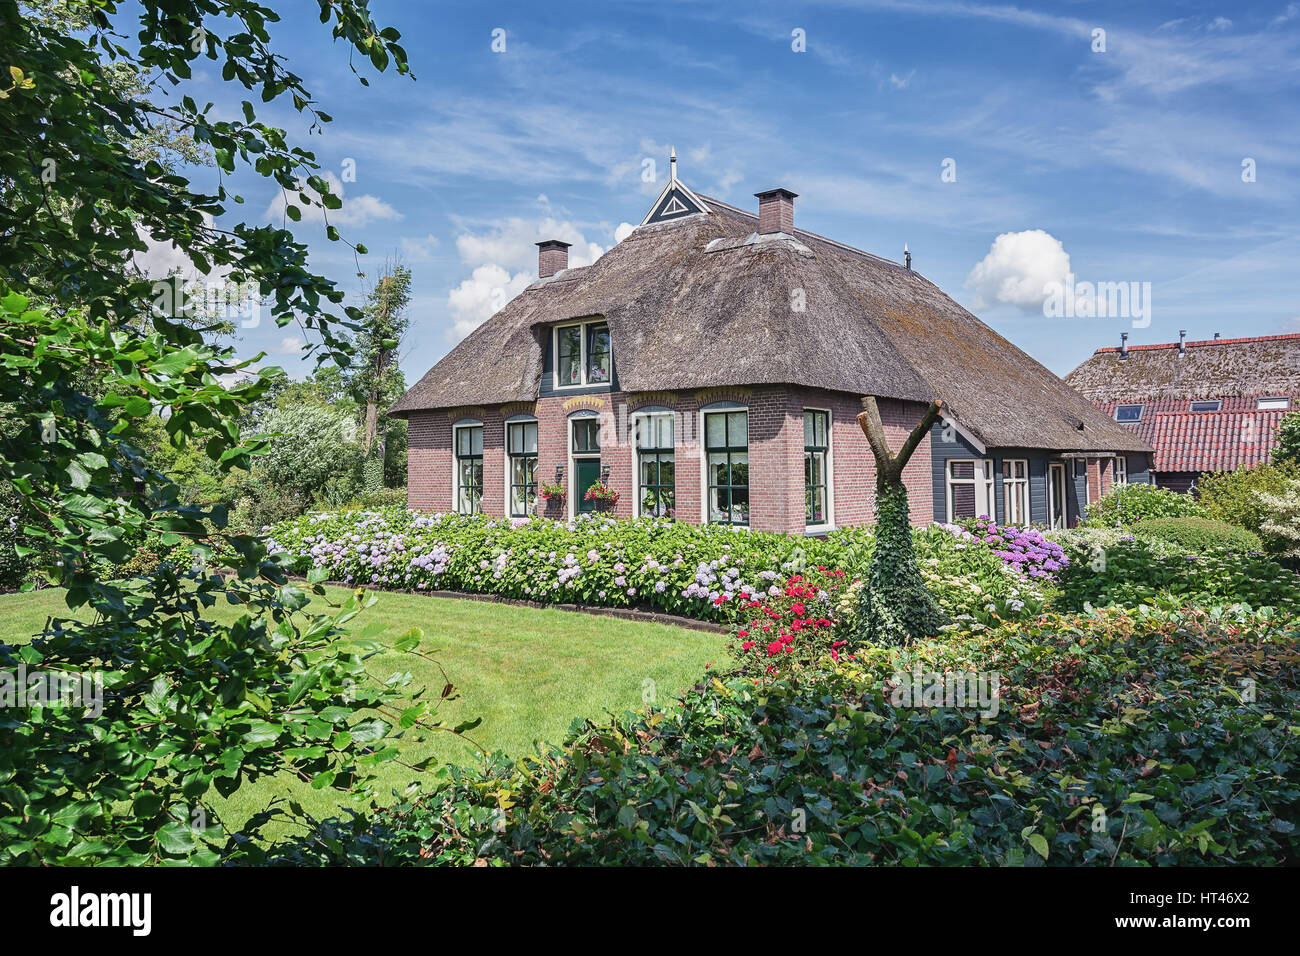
[705, 410, 749, 525]
[635, 413, 675, 517]
[507, 421, 538, 517]
[1115, 455, 1127, 485]
[571, 417, 600, 454]
[586, 323, 611, 384]
[454, 425, 483, 514]
[1002, 459, 1028, 525]
[556, 325, 582, 386]
[804, 410, 829, 526]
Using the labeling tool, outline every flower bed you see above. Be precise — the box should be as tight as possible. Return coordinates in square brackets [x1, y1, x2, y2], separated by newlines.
[944, 517, 1068, 581]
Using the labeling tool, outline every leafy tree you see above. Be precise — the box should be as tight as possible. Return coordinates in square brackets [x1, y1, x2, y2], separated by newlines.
[1274, 411, 1300, 467]
[353, 265, 412, 492]
[0, 2, 465, 865]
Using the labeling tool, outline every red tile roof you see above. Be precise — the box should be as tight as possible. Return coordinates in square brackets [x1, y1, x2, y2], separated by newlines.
[1113, 408, 1288, 473]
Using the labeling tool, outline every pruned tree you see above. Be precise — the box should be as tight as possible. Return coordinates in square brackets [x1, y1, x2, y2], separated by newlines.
[353, 264, 412, 492]
[856, 397, 948, 644]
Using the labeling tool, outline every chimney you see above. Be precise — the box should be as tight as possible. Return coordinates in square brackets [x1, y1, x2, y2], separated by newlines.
[904, 243, 912, 271]
[1120, 332, 1128, 359]
[755, 188, 797, 235]
[536, 239, 571, 279]
[1213, 332, 1221, 340]
[1179, 330, 1186, 355]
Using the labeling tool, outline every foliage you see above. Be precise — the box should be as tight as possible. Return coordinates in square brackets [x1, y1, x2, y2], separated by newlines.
[1197, 462, 1299, 544]
[857, 484, 947, 644]
[1130, 517, 1262, 555]
[1083, 482, 1203, 526]
[1274, 411, 1300, 467]
[1258, 478, 1300, 561]
[1051, 525, 1182, 558]
[268, 606, 1300, 866]
[0, 487, 34, 589]
[353, 266, 412, 494]
[257, 402, 364, 500]
[583, 481, 619, 508]
[1054, 538, 1300, 613]
[731, 567, 850, 676]
[538, 480, 565, 501]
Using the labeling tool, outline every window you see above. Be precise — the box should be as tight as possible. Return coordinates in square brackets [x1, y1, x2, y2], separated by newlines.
[1189, 400, 1222, 412]
[804, 410, 829, 527]
[454, 424, 483, 514]
[635, 413, 675, 518]
[1115, 404, 1144, 423]
[586, 324, 611, 384]
[1115, 455, 1128, 485]
[506, 421, 538, 518]
[1074, 458, 1087, 479]
[705, 409, 749, 526]
[553, 320, 612, 388]
[1257, 397, 1291, 411]
[572, 417, 600, 454]
[946, 459, 992, 521]
[1002, 459, 1028, 525]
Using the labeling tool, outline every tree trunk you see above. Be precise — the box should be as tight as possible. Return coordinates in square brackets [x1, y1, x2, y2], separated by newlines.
[856, 397, 943, 493]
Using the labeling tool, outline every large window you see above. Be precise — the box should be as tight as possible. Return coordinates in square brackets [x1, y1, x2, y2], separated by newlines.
[507, 420, 538, 518]
[1002, 458, 1028, 525]
[572, 417, 600, 454]
[947, 459, 993, 521]
[705, 409, 749, 526]
[804, 410, 829, 527]
[635, 413, 675, 518]
[554, 320, 612, 388]
[454, 424, 483, 514]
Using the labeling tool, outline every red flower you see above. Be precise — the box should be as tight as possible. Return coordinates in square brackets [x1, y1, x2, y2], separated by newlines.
[737, 629, 749, 638]
[766, 640, 783, 656]
[741, 641, 755, 651]
[791, 602, 806, 617]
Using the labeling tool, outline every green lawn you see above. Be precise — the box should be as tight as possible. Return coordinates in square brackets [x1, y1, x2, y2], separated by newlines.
[0, 585, 726, 841]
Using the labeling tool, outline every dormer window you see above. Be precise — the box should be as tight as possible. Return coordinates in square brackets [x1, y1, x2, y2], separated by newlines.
[1257, 397, 1291, 411]
[553, 319, 611, 388]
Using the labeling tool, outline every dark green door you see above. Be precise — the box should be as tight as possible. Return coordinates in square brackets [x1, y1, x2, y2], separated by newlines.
[576, 459, 601, 513]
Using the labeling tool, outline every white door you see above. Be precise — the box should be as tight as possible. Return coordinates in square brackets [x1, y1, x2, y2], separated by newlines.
[1048, 463, 1067, 530]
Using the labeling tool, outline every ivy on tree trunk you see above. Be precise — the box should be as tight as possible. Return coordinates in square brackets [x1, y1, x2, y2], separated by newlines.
[856, 397, 949, 644]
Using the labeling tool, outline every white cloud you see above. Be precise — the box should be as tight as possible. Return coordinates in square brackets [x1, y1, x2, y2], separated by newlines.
[446, 264, 533, 341]
[132, 213, 232, 283]
[454, 216, 604, 273]
[263, 170, 401, 227]
[965, 230, 1072, 312]
[1207, 17, 1232, 32]
[614, 221, 637, 244]
[277, 336, 305, 354]
[399, 233, 441, 261]
[889, 70, 916, 89]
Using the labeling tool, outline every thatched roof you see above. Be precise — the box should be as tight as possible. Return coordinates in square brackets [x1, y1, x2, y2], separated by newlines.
[393, 193, 1149, 454]
[1065, 334, 1300, 402]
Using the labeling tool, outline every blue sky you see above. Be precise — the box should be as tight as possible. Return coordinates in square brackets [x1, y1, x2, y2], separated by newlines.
[177, 0, 1300, 380]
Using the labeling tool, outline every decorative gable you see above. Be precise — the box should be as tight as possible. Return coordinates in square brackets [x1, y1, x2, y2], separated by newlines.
[639, 147, 711, 225]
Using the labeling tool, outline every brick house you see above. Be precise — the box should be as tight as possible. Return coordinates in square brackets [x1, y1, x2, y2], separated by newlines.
[1065, 332, 1300, 493]
[391, 157, 1150, 533]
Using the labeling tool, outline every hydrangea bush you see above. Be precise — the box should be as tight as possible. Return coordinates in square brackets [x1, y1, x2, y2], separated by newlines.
[945, 517, 1069, 581]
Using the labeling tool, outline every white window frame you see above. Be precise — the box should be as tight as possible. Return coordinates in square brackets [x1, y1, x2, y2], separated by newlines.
[1114, 404, 1144, 423]
[1047, 462, 1068, 531]
[632, 410, 676, 519]
[1115, 455, 1128, 485]
[946, 458, 993, 522]
[566, 413, 602, 520]
[699, 405, 751, 527]
[552, 319, 611, 390]
[503, 417, 538, 518]
[451, 421, 484, 515]
[1001, 458, 1029, 526]
[1189, 399, 1222, 412]
[1257, 397, 1291, 411]
[803, 407, 834, 532]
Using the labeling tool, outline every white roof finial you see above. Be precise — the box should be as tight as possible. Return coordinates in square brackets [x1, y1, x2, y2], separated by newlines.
[670, 146, 677, 181]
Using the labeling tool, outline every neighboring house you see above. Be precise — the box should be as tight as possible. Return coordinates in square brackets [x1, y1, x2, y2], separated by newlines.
[1065, 332, 1300, 493]
[391, 156, 1150, 533]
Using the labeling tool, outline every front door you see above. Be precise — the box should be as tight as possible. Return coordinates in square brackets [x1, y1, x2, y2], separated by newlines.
[575, 458, 601, 513]
[1048, 462, 1067, 530]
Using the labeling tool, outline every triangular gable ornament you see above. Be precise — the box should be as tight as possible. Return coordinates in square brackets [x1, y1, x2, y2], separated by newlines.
[640, 147, 711, 225]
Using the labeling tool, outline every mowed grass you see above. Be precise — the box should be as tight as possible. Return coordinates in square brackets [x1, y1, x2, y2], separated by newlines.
[0, 585, 727, 840]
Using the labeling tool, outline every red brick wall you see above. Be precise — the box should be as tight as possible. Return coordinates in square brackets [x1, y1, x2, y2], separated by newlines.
[405, 386, 937, 530]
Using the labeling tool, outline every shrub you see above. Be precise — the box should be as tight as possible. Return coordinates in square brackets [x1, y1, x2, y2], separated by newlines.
[1083, 482, 1203, 526]
[1055, 538, 1300, 613]
[948, 517, 1069, 581]
[0, 489, 33, 590]
[1198, 462, 1300, 548]
[1274, 410, 1300, 467]
[267, 606, 1300, 867]
[1258, 478, 1300, 561]
[1130, 517, 1262, 554]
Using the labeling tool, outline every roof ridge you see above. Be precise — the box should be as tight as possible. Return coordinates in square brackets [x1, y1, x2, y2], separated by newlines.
[1093, 332, 1300, 354]
[695, 194, 908, 271]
